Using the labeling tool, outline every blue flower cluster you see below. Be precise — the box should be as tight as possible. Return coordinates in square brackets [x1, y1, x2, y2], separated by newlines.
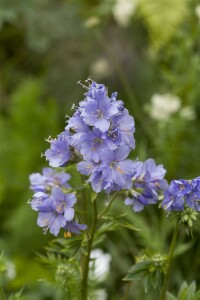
[29, 168, 86, 236]
[29, 78, 200, 240]
[125, 159, 168, 212]
[162, 178, 200, 211]
[45, 80, 136, 193]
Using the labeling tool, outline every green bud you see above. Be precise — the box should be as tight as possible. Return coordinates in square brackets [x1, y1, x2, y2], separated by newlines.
[188, 219, 193, 228]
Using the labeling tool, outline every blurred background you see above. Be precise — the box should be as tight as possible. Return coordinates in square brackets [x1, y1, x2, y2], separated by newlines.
[0, 0, 200, 299]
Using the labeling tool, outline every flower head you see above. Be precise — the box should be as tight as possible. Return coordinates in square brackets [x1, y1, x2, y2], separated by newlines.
[33, 186, 76, 236]
[80, 91, 118, 132]
[125, 159, 167, 212]
[162, 177, 200, 212]
[29, 167, 71, 193]
[63, 79, 136, 193]
[45, 131, 71, 167]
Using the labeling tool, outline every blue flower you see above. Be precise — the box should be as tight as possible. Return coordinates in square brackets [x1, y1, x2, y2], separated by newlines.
[77, 146, 137, 193]
[162, 189, 184, 211]
[45, 131, 71, 167]
[77, 161, 108, 192]
[170, 180, 192, 197]
[66, 113, 90, 151]
[81, 98, 118, 132]
[111, 108, 135, 150]
[29, 167, 71, 193]
[162, 177, 200, 211]
[186, 177, 200, 210]
[85, 81, 107, 101]
[37, 212, 66, 236]
[125, 159, 167, 212]
[100, 146, 136, 189]
[44, 80, 136, 182]
[64, 221, 87, 236]
[30, 192, 49, 211]
[50, 186, 76, 219]
[80, 129, 107, 163]
[33, 186, 77, 236]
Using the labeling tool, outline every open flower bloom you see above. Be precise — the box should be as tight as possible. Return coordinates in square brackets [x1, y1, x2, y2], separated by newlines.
[45, 131, 71, 167]
[29, 167, 71, 192]
[125, 159, 168, 212]
[162, 178, 200, 211]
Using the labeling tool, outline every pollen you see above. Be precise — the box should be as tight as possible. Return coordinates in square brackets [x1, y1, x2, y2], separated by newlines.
[64, 231, 72, 238]
[116, 166, 125, 174]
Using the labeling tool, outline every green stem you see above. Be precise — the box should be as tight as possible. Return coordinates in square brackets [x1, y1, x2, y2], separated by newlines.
[81, 199, 98, 300]
[98, 191, 120, 219]
[0, 287, 5, 300]
[160, 220, 180, 300]
[122, 282, 132, 300]
[94, 30, 155, 143]
[81, 176, 88, 223]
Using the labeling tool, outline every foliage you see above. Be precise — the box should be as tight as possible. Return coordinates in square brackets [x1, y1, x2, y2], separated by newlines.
[0, 0, 200, 299]
[124, 251, 168, 292]
[167, 282, 200, 300]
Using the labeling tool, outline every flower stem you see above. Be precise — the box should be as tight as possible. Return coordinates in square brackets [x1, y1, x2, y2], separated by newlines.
[0, 287, 5, 300]
[121, 282, 132, 300]
[81, 199, 98, 300]
[160, 220, 180, 300]
[98, 191, 120, 219]
[94, 30, 155, 143]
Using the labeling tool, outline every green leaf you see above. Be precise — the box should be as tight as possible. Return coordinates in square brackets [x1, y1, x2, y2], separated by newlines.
[178, 281, 196, 299]
[91, 191, 97, 203]
[168, 281, 200, 300]
[174, 240, 195, 258]
[186, 281, 196, 298]
[43, 236, 86, 260]
[150, 270, 158, 289]
[123, 261, 151, 281]
[7, 289, 24, 300]
[0, 251, 6, 275]
[117, 220, 141, 232]
[143, 273, 151, 293]
[193, 291, 200, 300]
[100, 214, 141, 232]
[166, 292, 177, 300]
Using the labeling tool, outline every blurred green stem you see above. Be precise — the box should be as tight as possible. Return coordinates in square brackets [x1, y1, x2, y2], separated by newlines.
[122, 282, 132, 300]
[81, 176, 88, 223]
[81, 190, 120, 299]
[94, 30, 155, 142]
[98, 191, 120, 219]
[160, 220, 180, 300]
[81, 198, 98, 300]
[0, 287, 5, 300]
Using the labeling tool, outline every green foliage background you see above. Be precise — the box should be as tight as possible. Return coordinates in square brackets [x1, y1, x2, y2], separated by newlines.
[0, 0, 200, 299]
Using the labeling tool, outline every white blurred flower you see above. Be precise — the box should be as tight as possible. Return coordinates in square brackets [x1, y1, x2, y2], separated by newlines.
[149, 93, 181, 121]
[90, 58, 111, 79]
[179, 106, 196, 121]
[113, 0, 137, 27]
[92, 289, 107, 300]
[90, 248, 111, 280]
[195, 5, 200, 20]
[6, 261, 16, 280]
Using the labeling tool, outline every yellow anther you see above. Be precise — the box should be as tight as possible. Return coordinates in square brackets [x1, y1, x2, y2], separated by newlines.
[116, 166, 125, 174]
[64, 231, 72, 238]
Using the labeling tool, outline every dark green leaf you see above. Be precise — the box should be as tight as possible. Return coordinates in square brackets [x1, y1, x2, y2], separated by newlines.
[123, 261, 152, 281]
